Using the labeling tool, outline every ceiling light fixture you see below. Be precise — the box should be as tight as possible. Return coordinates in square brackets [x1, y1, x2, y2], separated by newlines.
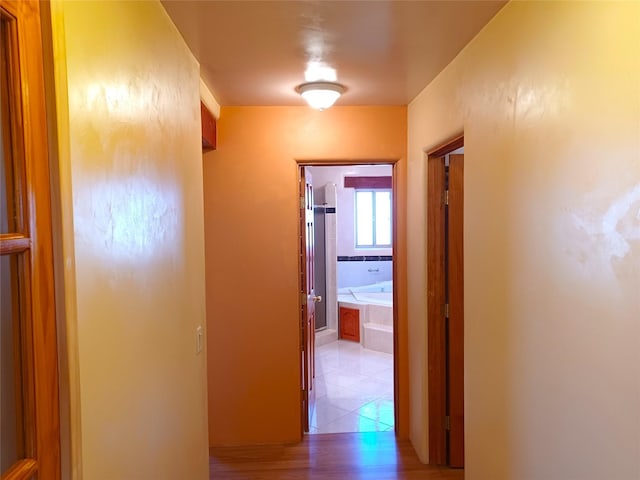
[296, 81, 345, 111]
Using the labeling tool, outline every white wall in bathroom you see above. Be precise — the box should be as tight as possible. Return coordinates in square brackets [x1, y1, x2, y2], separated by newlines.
[307, 165, 393, 289]
[307, 164, 392, 257]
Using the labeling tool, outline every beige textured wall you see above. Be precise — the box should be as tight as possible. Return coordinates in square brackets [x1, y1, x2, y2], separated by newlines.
[51, 1, 209, 478]
[408, 1, 640, 478]
[203, 106, 407, 446]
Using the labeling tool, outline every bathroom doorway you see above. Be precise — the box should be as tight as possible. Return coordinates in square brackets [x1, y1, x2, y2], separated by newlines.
[298, 162, 397, 435]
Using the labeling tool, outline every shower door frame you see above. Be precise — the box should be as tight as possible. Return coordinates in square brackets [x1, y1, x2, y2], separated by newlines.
[312, 205, 328, 332]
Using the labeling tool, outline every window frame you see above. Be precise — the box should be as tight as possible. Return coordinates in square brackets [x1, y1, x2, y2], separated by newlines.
[354, 188, 392, 249]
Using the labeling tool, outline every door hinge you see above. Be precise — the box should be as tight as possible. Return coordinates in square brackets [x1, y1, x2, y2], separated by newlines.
[443, 303, 449, 319]
[301, 292, 307, 305]
[443, 190, 449, 206]
[300, 197, 305, 209]
[444, 416, 451, 431]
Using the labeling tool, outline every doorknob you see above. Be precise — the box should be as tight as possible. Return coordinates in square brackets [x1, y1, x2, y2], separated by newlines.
[313, 295, 322, 303]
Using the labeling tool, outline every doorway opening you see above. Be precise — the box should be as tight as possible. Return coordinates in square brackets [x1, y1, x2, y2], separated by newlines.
[298, 162, 397, 435]
[427, 135, 464, 467]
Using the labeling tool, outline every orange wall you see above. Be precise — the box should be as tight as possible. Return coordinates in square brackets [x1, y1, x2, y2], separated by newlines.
[204, 106, 407, 445]
[407, 1, 640, 477]
[50, 1, 210, 477]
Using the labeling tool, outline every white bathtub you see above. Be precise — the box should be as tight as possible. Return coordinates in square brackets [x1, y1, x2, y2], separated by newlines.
[337, 281, 393, 354]
[350, 291, 392, 305]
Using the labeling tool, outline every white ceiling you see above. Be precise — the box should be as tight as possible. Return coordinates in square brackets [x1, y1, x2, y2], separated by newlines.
[162, 1, 506, 106]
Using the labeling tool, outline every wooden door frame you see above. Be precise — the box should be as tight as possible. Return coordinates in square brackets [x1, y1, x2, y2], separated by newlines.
[425, 134, 464, 465]
[38, 2, 82, 477]
[296, 159, 400, 436]
[0, 1, 61, 478]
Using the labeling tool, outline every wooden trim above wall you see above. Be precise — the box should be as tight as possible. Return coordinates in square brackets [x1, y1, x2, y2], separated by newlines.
[344, 176, 392, 189]
[201, 101, 216, 152]
[425, 134, 463, 158]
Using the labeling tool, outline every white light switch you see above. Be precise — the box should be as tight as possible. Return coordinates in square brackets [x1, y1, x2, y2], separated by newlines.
[196, 326, 203, 354]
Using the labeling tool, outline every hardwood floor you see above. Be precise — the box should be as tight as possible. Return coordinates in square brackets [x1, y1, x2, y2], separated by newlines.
[210, 432, 464, 479]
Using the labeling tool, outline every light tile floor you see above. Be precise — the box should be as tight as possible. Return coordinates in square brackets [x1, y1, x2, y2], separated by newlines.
[309, 339, 394, 434]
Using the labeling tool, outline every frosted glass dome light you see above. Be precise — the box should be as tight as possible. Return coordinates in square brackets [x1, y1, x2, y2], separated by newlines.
[297, 82, 345, 110]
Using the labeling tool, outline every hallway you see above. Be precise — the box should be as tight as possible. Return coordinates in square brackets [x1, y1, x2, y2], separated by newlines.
[32, 1, 640, 478]
[209, 432, 463, 479]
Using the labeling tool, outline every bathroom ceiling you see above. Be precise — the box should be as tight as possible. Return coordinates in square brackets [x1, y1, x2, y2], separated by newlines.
[161, 1, 506, 106]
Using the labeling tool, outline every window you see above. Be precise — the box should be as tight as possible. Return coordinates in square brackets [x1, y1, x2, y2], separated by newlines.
[355, 190, 391, 248]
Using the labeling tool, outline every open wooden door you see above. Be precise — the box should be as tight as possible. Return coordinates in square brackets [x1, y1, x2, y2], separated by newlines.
[427, 138, 464, 468]
[300, 167, 317, 433]
[448, 154, 464, 467]
[1, 1, 60, 478]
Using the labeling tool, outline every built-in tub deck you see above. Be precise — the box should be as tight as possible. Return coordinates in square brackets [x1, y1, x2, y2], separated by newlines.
[337, 281, 393, 354]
